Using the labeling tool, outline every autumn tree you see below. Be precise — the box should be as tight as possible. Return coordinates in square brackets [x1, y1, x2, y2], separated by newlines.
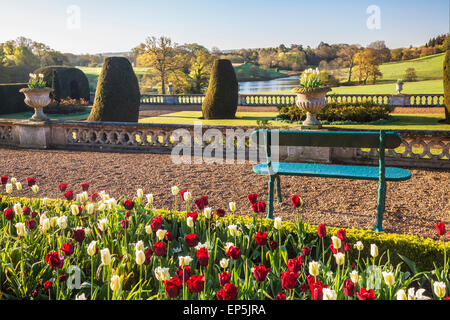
[336, 44, 361, 83]
[353, 48, 382, 84]
[137, 36, 185, 94]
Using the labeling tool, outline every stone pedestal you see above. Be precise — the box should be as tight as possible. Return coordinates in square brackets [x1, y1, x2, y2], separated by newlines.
[12, 120, 51, 149]
[388, 94, 409, 106]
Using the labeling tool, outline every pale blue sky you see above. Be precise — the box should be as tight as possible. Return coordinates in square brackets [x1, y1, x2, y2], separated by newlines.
[0, 0, 448, 54]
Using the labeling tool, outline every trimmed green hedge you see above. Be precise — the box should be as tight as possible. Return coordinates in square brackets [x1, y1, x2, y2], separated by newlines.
[34, 66, 90, 102]
[277, 101, 395, 123]
[0, 83, 28, 115]
[0, 195, 445, 272]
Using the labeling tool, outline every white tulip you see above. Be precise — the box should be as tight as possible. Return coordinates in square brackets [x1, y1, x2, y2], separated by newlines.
[354, 241, 364, 251]
[15, 222, 26, 237]
[370, 244, 379, 258]
[229, 202, 237, 213]
[382, 271, 395, 287]
[10, 177, 17, 185]
[135, 240, 144, 252]
[154, 267, 170, 281]
[135, 250, 146, 265]
[224, 242, 234, 253]
[220, 258, 229, 269]
[146, 194, 154, 205]
[274, 217, 282, 230]
[434, 282, 447, 299]
[110, 274, 121, 292]
[15, 182, 22, 191]
[98, 202, 107, 212]
[50, 216, 58, 228]
[13, 203, 22, 215]
[334, 252, 345, 266]
[136, 188, 144, 199]
[331, 236, 341, 249]
[407, 287, 431, 300]
[75, 193, 83, 203]
[86, 203, 95, 215]
[350, 270, 359, 284]
[87, 241, 97, 256]
[179, 256, 193, 266]
[70, 204, 80, 216]
[322, 288, 337, 300]
[75, 293, 87, 300]
[40, 218, 50, 232]
[156, 229, 167, 241]
[171, 186, 179, 196]
[31, 185, 39, 194]
[396, 289, 407, 300]
[145, 225, 152, 234]
[38, 73, 44, 79]
[228, 224, 238, 237]
[203, 207, 212, 219]
[186, 217, 194, 228]
[81, 191, 89, 202]
[57, 216, 68, 230]
[100, 248, 111, 265]
[5, 183, 13, 194]
[183, 191, 191, 201]
[309, 261, 321, 277]
[98, 218, 108, 232]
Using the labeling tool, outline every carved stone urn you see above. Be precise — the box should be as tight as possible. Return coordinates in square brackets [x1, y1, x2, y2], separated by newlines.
[19, 87, 53, 121]
[293, 86, 331, 129]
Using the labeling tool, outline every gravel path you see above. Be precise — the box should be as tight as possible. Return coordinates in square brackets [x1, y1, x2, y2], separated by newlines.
[1, 147, 448, 239]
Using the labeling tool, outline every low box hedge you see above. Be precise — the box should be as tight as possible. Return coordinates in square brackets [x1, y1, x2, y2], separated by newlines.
[277, 101, 395, 124]
[0, 83, 28, 115]
[0, 195, 445, 272]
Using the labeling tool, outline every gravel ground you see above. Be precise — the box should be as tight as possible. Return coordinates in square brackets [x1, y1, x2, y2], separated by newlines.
[1, 147, 448, 239]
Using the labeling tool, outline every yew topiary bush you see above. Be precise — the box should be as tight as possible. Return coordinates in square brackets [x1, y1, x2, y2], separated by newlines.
[87, 57, 140, 122]
[202, 59, 238, 119]
[443, 49, 450, 123]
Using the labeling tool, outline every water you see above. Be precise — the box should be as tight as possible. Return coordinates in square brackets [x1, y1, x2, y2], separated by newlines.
[238, 75, 300, 93]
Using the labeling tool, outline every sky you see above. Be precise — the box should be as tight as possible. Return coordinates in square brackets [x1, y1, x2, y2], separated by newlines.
[0, 0, 449, 54]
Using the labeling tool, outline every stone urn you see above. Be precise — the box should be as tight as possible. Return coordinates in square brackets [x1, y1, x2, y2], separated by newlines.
[396, 83, 403, 94]
[19, 87, 53, 121]
[293, 86, 331, 129]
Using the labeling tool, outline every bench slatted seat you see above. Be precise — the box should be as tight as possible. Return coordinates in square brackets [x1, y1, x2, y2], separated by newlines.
[250, 129, 412, 232]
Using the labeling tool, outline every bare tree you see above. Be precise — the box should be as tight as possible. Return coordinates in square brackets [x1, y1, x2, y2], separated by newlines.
[337, 45, 361, 83]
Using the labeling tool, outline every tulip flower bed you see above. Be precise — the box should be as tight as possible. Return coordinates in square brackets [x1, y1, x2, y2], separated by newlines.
[0, 178, 449, 300]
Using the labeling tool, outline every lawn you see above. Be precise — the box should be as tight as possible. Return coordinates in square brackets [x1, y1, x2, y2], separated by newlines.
[139, 111, 450, 131]
[0, 109, 91, 121]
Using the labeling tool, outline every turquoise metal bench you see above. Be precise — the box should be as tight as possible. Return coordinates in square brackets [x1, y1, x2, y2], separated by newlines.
[250, 129, 412, 232]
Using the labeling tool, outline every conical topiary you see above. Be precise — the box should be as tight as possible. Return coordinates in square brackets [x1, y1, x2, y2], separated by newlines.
[87, 57, 140, 122]
[444, 49, 450, 123]
[202, 59, 238, 119]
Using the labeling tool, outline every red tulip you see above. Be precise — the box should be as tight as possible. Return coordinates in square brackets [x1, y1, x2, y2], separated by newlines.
[343, 279, 356, 297]
[186, 211, 198, 223]
[153, 241, 167, 257]
[302, 247, 311, 256]
[269, 240, 279, 250]
[26, 177, 36, 187]
[186, 275, 205, 293]
[26, 219, 37, 230]
[4, 208, 14, 221]
[144, 248, 153, 265]
[357, 288, 376, 300]
[63, 190, 74, 201]
[45, 251, 64, 269]
[89, 192, 100, 202]
[44, 280, 53, 290]
[121, 219, 129, 229]
[227, 246, 241, 260]
[281, 271, 298, 290]
[287, 256, 303, 273]
[185, 233, 198, 248]
[60, 243, 74, 256]
[318, 223, 326, 237]
[311, 281, 328, 300]
[23, 206, 31, 216]
[337, 229, 347, 242]
[254, 231, 268, 246]
[0, 176, 8, 185]
[58, 183, 67, 192]
[219, 271, 232, 286]
[150, 216, 163, 232]
[80, 183, 89, 191]
[165, 231, 174, 242]
[251, 201, 266, 213]
[164, 277, 182, 298]
[253, 265, 270, 282]
[435, 222, 446, 236]
[215, 209, 225, 217]
[179, 189, 188, 201]
[248, 193, 258, 205]
[122, 200, 134, 210]
[194, 196, 208, 211]
[276, 292, 286, 300]
[196, 247, 209, 267]
[290, 194, 302, 208]
[216, 283, 238, 300]
[73, 228, 85, 243]
[176, 265, 191, 281]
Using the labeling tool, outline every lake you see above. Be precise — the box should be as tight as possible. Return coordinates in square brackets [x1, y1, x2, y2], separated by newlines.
[238, 75, 299, 93]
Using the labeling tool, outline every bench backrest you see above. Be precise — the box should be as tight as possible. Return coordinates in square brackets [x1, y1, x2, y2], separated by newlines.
[250, 130, 402, 149]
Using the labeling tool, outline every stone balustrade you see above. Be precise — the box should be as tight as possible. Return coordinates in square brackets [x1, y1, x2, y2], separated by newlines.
[0, 119, 448, 168]
[130, 93, 445, 107]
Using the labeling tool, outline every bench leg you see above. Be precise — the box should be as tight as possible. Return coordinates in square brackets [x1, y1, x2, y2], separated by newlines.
[275, 175, 282, 204]
[373, 182, 386, 232]
[267, 175, 275, 219]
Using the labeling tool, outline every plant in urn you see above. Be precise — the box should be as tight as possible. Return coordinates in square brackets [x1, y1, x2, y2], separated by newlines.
[293, 68, 330, 129]
[19, 73, 53, 121]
